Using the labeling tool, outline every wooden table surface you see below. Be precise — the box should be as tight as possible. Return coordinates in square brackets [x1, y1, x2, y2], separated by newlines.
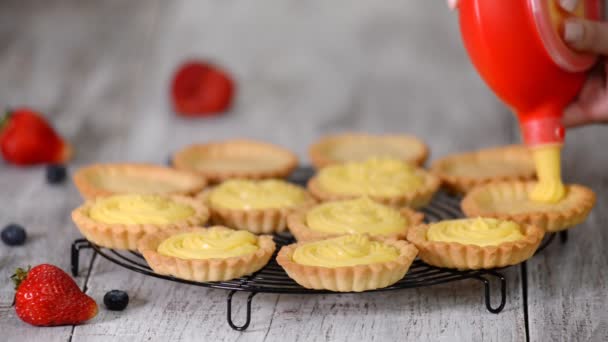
[0, 1, 606, 341]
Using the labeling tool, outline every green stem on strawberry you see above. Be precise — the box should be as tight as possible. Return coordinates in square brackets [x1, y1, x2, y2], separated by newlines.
[10, 266, 30, 289]
[0, 110, 11, 133]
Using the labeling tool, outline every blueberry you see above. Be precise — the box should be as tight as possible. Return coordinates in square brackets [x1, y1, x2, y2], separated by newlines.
[1, 224, 27, 246]
[104, 290, 129, 311]
[46, 164, 67, 184]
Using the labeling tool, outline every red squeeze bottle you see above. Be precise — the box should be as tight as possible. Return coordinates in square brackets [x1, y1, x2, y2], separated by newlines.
[455, 0, 601, 146]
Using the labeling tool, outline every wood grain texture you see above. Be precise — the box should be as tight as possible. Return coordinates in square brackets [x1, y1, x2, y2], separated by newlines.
[526, 126, 608, 342]
[3, 0, 606, 341]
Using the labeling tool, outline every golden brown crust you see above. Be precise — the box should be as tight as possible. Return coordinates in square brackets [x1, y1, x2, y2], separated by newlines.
[406, 222, 544, 270]
[287, 207, 424, 242]
[431, 145, 535, 195]
[71, 195, 210, 250]
[199, 188, 317, 234]
[276, 237, 418, 292]
[461, 181, 596, 232]
[73, 163, 207, 199]
[309, 133, 429, 169]
[306, 170, 440, 209]
[138, 226, 276, 282]
[172, 139, 298, 184]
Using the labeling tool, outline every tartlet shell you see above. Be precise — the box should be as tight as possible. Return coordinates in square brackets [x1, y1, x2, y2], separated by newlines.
[73, 163, 207, 199]
[199, 189, 317, 234]
[308, 133, 429, 169]
[307, 170, 440, 209]
[172, 139, 298, 184]
[287, 207, 424, 242]
[71, 195, 210, 250]
[461, 181, 596, 232]
[406, 222, 545, 270]
[431, 145, 535, 195]
[138, 226, 276, 282]
[276, 237, 418, 292]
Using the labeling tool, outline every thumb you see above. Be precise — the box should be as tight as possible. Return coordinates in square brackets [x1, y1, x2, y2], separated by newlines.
[563, 19, 608, 55]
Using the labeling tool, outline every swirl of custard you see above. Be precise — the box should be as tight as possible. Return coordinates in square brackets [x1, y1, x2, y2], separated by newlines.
[209, 179, 308, 210]
[317, 158, 424, 197]
[292, 234, 399, 267]
[89, 194, 194, 225]
[530, 146, 566, 203]
[158, 227, 259, 259]
[426, 218, 525, 247]
[306, 197, 406, 235]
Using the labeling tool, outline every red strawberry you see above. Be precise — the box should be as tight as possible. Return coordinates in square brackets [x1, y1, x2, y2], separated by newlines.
[12, 264, 97, 326]
[171, 61, 235, 116]
[0, 108, 72, 166]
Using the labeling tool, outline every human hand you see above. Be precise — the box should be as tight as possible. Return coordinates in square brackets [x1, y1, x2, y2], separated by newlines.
[560, 0, 608, 127]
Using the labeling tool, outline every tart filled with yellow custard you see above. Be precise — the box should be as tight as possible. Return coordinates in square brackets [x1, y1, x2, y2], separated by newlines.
[138, 226, 275, 282]
[172, 139, 298, 184]
[201, 179, 316, 234]
[309, 133, 429, 169]
[287, 197, 424, 242]
[407, 218, 544, 270]
[307, 158, 440, 208]
[277, 234, 418, 292]
[461, 181, 596, 232]
[71, 194, 209, 250]
[431, 145, 535, 194]
[73, 163, 207, 199]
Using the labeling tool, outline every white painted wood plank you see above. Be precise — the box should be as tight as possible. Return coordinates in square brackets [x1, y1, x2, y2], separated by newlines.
[527, 126, 608, 342]
[0, 1, 161, 341]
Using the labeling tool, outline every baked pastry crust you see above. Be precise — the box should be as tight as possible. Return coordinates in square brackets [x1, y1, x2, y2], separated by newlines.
[307, 169, 440, 209]
[431, 145, 535, 194]
[172, 139, 298, 183]
[199, 188, 317, 234]
[407, 221, 544, 270]
[287, 207, 424, 242]
[71, 195, 210, 250]
[276, 237, 418, 292]
[138, 226, 276, 282]
[309, 133, 429, 169]
[461, 181, 596, 232]
[73, 163, 207, 199]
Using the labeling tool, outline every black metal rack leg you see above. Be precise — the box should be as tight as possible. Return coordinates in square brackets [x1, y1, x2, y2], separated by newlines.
[474, 271, 507, 314]
[71, 238, 92, 277]
[559, 231, 568, 244]
[226, 291, 258, 331]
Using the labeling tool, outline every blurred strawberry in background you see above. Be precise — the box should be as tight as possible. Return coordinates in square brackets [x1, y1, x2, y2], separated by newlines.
[171, 60, 235, 117]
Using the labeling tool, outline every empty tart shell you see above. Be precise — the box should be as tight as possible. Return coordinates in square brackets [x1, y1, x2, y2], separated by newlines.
[431, 145, 535, 194]
[172, 139, 298, 184]
[406, 222, 545, 270]
[199, 189, 317, 234]
[73, 163, 207, 199]
[138, 226, 276, 282]
[276, 237, 418, 292]
[307, 169, 440, 209]
[71, 195, 210, 250]
[309, 133, 429, 169]
[287, 207, 424, 242]
[461, 181, 596, 232]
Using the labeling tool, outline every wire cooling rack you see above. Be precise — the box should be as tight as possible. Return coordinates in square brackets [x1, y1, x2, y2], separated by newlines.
[70, 167, 562, 331]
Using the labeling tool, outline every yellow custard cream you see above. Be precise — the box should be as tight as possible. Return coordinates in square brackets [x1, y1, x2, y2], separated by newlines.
[427, 218, 524, 247]
[292, 235, 399, 267]
[530, 146, 566, 203]
[306, 197, 406, 235]
[158, 228, 259, 259]
[209, 179, 308, 210]
[317, 158, 424, 197]
[89, 194, 194, 224]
